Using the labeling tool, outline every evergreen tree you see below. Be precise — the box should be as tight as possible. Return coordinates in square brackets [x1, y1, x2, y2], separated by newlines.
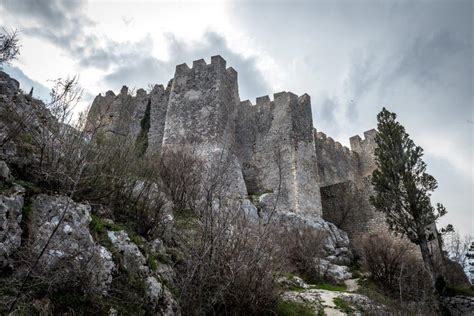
[370, 107, 447, 287]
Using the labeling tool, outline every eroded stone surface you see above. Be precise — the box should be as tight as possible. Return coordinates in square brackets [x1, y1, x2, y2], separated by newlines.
[83, 56, 380, 232]
[30, 194, 115, 294]
[0, 185, 24, 268]
[107, 230, 149, 276]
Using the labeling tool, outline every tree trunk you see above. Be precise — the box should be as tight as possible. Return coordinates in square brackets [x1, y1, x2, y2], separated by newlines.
[419, 237, 436, 287]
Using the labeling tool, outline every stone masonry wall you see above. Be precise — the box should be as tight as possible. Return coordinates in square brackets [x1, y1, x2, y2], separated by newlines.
[84, 55, 380, 223]
[349, 129, 377, 178]
[86, 84, 169, 155]
[161, 56, 247, 197]
[314, 130, 360, 187]
[320, 177, 388, 241]
[235, 93, 322, 217]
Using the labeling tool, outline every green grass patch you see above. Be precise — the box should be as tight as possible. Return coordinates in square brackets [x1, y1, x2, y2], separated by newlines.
[275, 300, 316, 316]
[90, 214, 106, 235]
[89, 214, 115, 251]
[22, 204, 33, 223]
[0, 180, 13, 192]
[157, 253, 173, 265]
[13, 179, 43, 195]
[173, 208, 199, 230]
[333, 297, 354, 314]
[147, 256, 158, 272]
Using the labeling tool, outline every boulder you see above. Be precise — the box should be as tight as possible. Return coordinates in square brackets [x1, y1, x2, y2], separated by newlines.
[0, 71, 20, 97]
[316, 258, 352, 283]
[150, 237, 166, 255]
[276, 275, 310, 290]
[252, 194, 353, 264]
[107, 230, 149, 276]
[0, 160, 11, 181]
[0, 185, 24, 268]
[29, 194, 115, 294]
[146, 276, 181, 315]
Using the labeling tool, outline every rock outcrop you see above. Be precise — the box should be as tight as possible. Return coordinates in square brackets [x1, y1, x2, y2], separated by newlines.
[107, 230, 180, 315]
[0, 184, 24, 268]
[30, 194, 115, 294]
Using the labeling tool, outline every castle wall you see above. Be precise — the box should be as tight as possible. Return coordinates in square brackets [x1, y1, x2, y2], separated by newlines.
[235, 92, 322, 217]
[85, 55, 379, 222]
[349, 129, 377, 178]
[320, 177, 388, 241]
[85, 85, 169, 156]
[314, 130, 360, 187]
[147, 83, 171, 154]
[162, 56, 247, 197]
[162, 56, 238, 149]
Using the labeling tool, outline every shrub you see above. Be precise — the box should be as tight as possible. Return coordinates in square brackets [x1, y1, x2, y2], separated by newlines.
[175, 201, 282, 315]
[280, 227, 327, 283]
[360, 232, 432, 302]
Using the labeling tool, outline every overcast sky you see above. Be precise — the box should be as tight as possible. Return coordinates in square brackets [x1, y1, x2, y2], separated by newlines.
[0, 0, 472, 236]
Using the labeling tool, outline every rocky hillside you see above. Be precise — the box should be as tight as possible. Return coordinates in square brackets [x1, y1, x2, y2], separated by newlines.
[1, 68, 473, 315]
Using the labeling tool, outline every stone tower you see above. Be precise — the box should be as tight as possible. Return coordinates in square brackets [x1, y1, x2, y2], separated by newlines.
[162, 56, 247, 197]
[235, 92, 322, 217]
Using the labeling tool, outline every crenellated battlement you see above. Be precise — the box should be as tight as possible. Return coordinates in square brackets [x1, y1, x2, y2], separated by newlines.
[349, 128, 377, 153]
[84, 55, 378, 222]
[349, 128, 378, 178]
[314, 130, 353, 158]
[173, 55, 236, 82]
[240, 91, 310, 109]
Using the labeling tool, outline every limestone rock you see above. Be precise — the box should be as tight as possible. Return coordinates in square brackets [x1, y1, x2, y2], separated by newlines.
[0, 185, 24, 268]
[107, 230, 149, 276]
[276, 275, 310, 290]
[0, 71, 20, 97]
[146, 276, 181, 315]
[29, 194, 115, 293]
[0, 72, 57, 166]
[0, 160, 11, 181]
[337, 292, 390, 314]
[442, 296, 474, 315]
[150, 237, 166, 255]
[316, 259, 352, 283]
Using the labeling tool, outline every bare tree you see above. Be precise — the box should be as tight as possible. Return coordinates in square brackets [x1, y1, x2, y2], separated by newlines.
[444, 231, 472, 272]
[0, 28, 20, 65]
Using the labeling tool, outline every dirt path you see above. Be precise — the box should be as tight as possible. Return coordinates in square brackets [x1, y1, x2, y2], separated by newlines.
[315, 289, 345, 316]
[344, 278, 360, 292]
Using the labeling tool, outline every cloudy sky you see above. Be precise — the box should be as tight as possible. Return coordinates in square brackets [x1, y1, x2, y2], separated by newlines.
[0, 0, 472, 236]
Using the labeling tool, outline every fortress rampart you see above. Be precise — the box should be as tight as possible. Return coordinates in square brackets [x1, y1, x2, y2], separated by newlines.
[314, 130, 360, 187]
[86, 55, 379, 223]
[235, 92, 321, 216]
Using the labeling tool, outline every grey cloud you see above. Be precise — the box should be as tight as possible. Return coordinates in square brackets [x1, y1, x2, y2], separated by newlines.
[102, 32, 270, 101]
[319, 97, 337, 123]
[0, 0, 85, 29]
[167, 32, 269, 100]
[103, 56, 171, 90]
[1, 0, 92, 51]
[1, 0, 270, 101]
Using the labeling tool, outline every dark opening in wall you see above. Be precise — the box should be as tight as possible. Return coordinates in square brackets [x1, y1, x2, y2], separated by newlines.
[135, 99, 151, 157]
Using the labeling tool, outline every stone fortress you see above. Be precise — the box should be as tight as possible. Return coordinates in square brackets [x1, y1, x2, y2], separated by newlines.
[86, 55, 383, 237]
